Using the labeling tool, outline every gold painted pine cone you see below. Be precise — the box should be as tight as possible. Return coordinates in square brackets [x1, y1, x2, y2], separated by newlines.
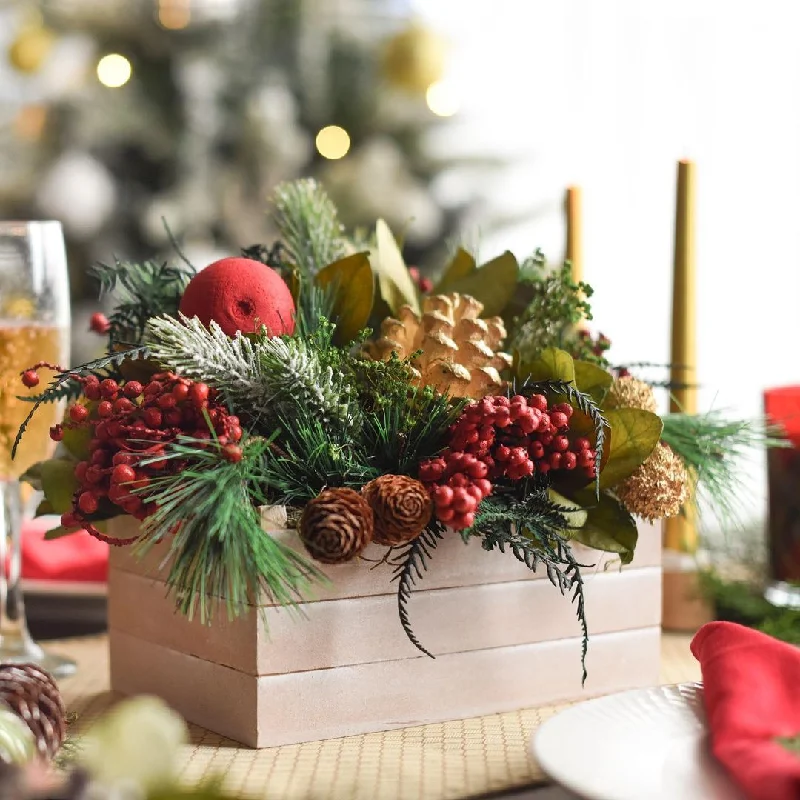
[367, 293, 512, 398]
[0, 664, 65, 760]
[361, 475, 433, 546]
[299, 488, 374, 564]
[605, 376, 658, 413]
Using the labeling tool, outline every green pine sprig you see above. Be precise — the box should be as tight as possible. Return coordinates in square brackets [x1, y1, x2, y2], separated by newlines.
[136, 435, 324, 622]
[272, 179, 346, 277]
[91, 259, 193, 344]
[661, 411, 787, 531]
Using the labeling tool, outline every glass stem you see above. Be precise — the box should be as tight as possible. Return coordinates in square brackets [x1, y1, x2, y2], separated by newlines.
[0, 480, 36, 653]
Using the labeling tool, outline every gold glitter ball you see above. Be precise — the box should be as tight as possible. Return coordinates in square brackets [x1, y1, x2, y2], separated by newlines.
[605, 376, 657, 413]
[615, 442, 689, 521]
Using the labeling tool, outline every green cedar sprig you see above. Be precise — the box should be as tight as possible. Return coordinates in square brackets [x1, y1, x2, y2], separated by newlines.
[470, 488, 591, 683]
[391, 520, 446, 658]
[136, 435, 324, 622]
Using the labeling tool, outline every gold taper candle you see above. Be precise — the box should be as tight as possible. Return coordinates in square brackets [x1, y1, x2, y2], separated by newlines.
[565, 186, 583, 286]
[664, 159, 698, 553]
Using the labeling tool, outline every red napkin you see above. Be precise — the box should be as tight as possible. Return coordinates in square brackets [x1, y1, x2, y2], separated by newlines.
[19, 517, 108, 583]
[691, 621, 800, 800]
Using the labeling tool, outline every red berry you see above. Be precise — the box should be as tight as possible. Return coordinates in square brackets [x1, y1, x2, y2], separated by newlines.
[549, 452, 563, 470]
[457, 511, 476, 530]
[553, 403, 574, 419]
[144, 381, 162, 397]
[494, 445, 511, 462]
[89, 312, 111, 335]
[78, 491, 99, 514]
[60, 512, 79, 529]
[466, 484, 484, 503]
[434, 486, 454, 507]
[84, 383, 101, 400]
[74, 461, 89, 481]
[69, 404, 89, 423]
[229, 425, 243, 442]
[562, 452, 577, 470]
[509, 446, 528, 465]
[553, 435, 570, 452]
[537, 461, 551, 475]
[451, 487, 469, 505]
[97, 400, 113, 418]
[164, 409, 183, 427]
[85, 466, 104, 484]
[437, 507, 455, 522]
[91, 449, 108, 466]
[21, 370, 39, 388]
[121, 496, 142, 514]
[573, 437, 592, 452]
[453, 493, 477, 515]
[550, 412, 569, 430]
[49, 424, 63, 442]
[530, 394, 548, 412]
[221, 443, 243, 463]
[172, 383, 190, 402]
[124, 381, 144, 399]
[190, 383, 209, 406]
[494, 407, 512, 427]
[111, 464, 137, 484]
[529, 441, 545, 460]
[143, 408, 163, 428]
[467, 460, 488, 479]
[448, 473, 468, 488]
[578, 450, 595, 468]
[473, 478, 492, 497]
[100, 379, 119, 399]
[113, 398, 135, 414]
[158, 393, 177, 409]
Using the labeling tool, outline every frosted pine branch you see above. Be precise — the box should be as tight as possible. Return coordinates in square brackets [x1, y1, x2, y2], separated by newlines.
[146, 314, 261, 409]
[272, 179, 346, 277]
[257, 336, 355, 426]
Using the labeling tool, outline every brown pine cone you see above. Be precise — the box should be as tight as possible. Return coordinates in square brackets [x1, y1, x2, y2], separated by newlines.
[362, 475, 433, 546]
[0, 664, 65, 760]
[299, 488, 374, 564]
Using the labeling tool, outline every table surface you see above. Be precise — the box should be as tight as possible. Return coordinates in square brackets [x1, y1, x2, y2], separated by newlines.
[53, 633, 701, 800]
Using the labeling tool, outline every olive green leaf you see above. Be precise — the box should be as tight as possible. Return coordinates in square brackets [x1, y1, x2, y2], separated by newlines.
[38, 459, 80, 515]
[435, 248, 476, 292]
[371, 219, 420, 315]
[315, 252, 375, 344]
[568, 490, 638, 564]
[599, 408, 663, 489]
[436, 251, 518, 316]
[515, 346, 576, 385]
[548, 489, 588, 530]
[573, 360, 613, 406]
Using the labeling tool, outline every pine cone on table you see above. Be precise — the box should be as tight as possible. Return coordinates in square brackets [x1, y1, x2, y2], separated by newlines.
[362, 475, 432, 546]
[0, 664, 66, 760]
[299, 488, 374, 564]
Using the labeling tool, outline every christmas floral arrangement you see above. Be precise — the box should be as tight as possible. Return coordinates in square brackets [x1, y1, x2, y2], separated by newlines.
[14, 180, 764, 675]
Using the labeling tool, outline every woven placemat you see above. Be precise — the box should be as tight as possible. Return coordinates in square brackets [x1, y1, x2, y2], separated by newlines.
[53, 634, 701, 800]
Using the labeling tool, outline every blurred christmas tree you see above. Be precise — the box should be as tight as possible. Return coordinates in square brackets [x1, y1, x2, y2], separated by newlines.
[0, 0, 503, 327]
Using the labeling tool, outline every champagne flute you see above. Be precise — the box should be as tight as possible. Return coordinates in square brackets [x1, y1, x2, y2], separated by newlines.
[0, 221, 75, 678]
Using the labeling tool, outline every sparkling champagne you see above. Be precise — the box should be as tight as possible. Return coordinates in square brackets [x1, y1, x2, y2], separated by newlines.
[0, 324, 66, 479]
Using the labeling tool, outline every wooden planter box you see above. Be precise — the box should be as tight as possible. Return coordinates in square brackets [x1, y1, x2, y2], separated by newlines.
[108, 516, 662, 748]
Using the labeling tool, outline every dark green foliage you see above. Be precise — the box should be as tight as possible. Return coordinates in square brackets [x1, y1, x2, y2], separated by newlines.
[701, 571, 800, 646]
[362, 388, 465, 476]
[471, 488, 591, 682]
[391, 521, 446, 658]
[294, 280, 339, 338]
[137, 435, 324, 622]
[511, 253, 604, 364]
[12, 346, 151, 459]
[90, 258, 193, 344]
[256, 414, 378, 506]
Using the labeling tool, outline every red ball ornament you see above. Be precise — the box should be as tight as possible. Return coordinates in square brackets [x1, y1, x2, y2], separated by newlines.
[178, 257, 296, 337]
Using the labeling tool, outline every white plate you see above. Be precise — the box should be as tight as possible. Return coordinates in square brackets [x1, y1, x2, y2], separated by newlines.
[532, 683, 746, 800]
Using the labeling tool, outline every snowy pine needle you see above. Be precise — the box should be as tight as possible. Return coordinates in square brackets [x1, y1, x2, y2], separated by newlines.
[146, 314, 356, 427]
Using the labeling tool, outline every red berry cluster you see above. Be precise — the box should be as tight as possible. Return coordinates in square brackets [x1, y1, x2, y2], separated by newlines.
[52, 372, 243, 542]
[89, 312, 111, 335]
[418, 393, 598, 530]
